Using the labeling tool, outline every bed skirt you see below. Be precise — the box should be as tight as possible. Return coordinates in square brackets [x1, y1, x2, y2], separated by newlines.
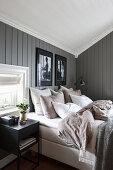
[31, 138, 94, 170]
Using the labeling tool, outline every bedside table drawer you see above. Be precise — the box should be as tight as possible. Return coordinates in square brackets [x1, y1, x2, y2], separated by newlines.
[19, 123, 39, 139]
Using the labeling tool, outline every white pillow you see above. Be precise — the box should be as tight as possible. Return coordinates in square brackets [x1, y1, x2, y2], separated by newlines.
[30, 87, 51, 115]
[52, 102, 81, 119]
[70, 94, 93, 108]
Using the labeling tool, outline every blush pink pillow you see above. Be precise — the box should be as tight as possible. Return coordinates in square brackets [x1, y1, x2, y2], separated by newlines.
[40, 92, 65, 119]
[63, 89, 82, 103]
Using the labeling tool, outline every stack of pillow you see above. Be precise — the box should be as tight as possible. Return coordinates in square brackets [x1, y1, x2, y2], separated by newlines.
[30, 86, 93, 119]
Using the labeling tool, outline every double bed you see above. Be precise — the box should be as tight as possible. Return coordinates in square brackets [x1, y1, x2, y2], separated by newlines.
[29, 87, 113, 170]
[27, 112, 102, 170]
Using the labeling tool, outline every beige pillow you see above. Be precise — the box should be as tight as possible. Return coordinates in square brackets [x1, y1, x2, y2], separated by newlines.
[30, 87, 51, 115]
[60, 85, 73, 91]
[63, 89, 82, 103]
[40, 92, 65, 119]
[50, 88, 63, 95]
[59, 85, 73, 103]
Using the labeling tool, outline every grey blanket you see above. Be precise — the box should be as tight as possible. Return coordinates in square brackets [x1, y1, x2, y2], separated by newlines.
[95, 117, 113, 170]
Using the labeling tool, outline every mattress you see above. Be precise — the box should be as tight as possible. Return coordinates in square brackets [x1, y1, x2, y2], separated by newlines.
[40, 125, 71, 147]
[27, 112, 69, 146]
[27, 112, 62, 128]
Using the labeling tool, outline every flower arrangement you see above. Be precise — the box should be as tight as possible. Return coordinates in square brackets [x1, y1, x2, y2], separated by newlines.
[16, 98, 29, 114]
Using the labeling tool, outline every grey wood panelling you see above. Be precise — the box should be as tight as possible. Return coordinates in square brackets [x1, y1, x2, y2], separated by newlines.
[31, 37, 36, 88]
[0, 22, 5, 64]
[77, 31, 113, 101]
[17, 30, 22, 66]
[12, 28, 18, 65]
[0, 21, 76, 89]
[23, 33, 28, 66]
[28, 34, 32, 87]
[6, 25, 12, 64]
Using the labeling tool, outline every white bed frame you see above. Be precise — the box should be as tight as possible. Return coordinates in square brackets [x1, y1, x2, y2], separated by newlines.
[40, 138, 93, 170]
[31, 127, 94, 170]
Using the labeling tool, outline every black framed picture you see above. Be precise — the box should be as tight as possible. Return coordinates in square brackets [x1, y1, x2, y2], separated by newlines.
[36, 48, 53, 86]
[55, 54, 67, 86]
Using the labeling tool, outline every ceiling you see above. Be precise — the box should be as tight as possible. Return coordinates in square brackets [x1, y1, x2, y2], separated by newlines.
[0, 0, 113, 57]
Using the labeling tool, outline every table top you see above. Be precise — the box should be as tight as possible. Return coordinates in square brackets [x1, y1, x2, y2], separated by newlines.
[0, 119, 39, 131]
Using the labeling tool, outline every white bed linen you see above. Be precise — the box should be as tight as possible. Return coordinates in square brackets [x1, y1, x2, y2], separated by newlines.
[27, 112, 105, 168]
[28, 112, 104, 170]
[27, 112, 62, 128]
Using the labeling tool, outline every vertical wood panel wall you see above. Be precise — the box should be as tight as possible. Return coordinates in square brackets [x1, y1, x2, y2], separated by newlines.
[77, 31, 113, 101]
[0, 21, 76, 89]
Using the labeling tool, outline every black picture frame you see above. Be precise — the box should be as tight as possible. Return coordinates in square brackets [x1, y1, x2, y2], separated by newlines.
[36, 48, 53, 86]
[55, 54, 67, 86]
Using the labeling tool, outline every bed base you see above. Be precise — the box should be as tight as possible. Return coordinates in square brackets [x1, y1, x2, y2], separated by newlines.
[31, 138, 93, 170]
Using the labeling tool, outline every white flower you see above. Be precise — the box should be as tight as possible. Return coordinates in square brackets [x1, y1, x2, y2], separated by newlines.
[23, 98, 27, 104]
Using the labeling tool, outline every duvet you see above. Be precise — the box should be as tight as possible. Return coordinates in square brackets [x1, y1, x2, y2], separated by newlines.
[58, 100, 112, 150]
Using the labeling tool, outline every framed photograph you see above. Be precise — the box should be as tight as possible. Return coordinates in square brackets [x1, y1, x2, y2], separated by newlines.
[55, 54, 67, 86]
[36, 48, 53, 86]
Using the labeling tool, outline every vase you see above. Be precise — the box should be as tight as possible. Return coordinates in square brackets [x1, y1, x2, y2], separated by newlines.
[20, 112, 27, 122]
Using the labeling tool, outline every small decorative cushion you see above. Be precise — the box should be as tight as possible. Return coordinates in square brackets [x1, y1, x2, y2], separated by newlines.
[70, 95, 93, 108]
[63, 89, 82, 103]
[50, 88, 63, 95]
[52, 102, 81, 119]
[60, 85, 73, 91]
[40, 92, 65, 119]
[30, 87, 51, 115]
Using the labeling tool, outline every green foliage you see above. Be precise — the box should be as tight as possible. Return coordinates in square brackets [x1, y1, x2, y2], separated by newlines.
[16, 101, 29, 114]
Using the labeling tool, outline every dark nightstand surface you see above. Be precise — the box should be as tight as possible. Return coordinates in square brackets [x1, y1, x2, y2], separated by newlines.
[2, 119, 39, 130]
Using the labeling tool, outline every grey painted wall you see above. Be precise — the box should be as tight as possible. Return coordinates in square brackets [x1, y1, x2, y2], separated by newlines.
[0, 21, 76, 161]
[0, 21, 76, 89]
[77, 31, 113, 101]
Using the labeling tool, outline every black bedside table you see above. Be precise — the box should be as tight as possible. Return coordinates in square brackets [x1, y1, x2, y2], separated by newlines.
[0, 119, 39, 170]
